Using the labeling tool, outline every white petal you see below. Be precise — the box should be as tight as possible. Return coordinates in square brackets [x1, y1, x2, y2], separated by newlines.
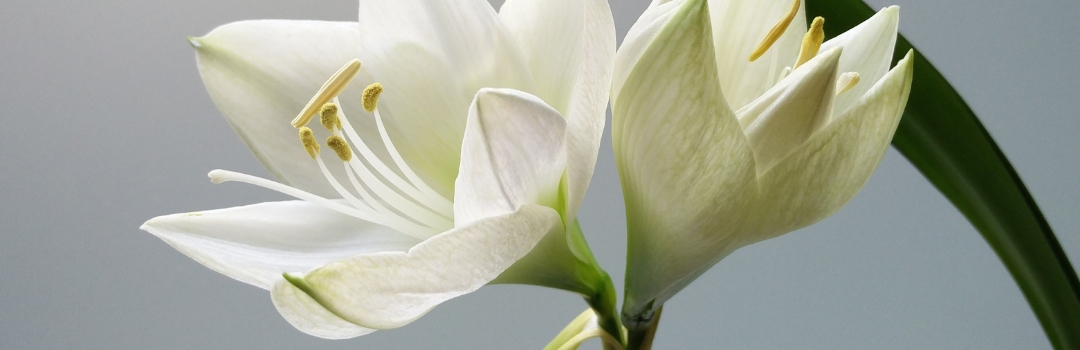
[355, 0, 535, 196]
[271, 276, 376, 339]
[711, 0, 807, 110]
[820, 6, 900, 119]
[454, 88, 567, 225]
[499, 0, 615, 220]
[274, 204, 562, 330]
[739, 47, 842, 173]
[758, 50, 914, 234]
[140, 201, 419, 289]
[612, 0, 757, 317]
[498, 0, 584, 115]
[612, 0, 684, 107]
[192, 20, 382, 197]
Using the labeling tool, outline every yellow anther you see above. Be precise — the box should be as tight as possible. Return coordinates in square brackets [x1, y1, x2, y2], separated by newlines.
[299, 127, 320, 159]
[291, 59, 362, 128]
[794, 16, 825, 69]
[320, 103, 341, 131]
[362, 83, 383, 112]
[836, 72, 861, 94]
[326, 135, 353, 162]
[748, 0, 801, 62]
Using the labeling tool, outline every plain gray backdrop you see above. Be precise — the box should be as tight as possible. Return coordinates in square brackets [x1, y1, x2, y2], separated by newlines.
[2, 0, 1078, 349]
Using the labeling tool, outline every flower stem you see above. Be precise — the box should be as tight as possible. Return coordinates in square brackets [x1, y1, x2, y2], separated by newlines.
[584, 270, 625, 349]
[625, 306, 663, 350]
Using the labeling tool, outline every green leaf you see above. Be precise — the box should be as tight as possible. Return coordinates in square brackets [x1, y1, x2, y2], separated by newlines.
[805, 1, 1080, 348]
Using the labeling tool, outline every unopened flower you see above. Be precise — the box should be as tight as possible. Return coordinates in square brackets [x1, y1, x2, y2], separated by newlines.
[611, 0, 913, 326]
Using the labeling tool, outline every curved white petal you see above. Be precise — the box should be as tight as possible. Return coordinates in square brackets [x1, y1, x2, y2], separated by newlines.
[192, 20, 382, 197]
[355, 0, 535, 196]
[498, 0, 584, 115]
[613, 0, 757, 318]
[271, 276, 376, 339]
[612, 0, 684, 107]
[454, 88, 567, 225]
[711, 0, 807, 110]
[758, 50, 914, 234]
[739, 47, 842, 173]
[273, 204, 562, 330]
[820, 6, 900, 119]
[140, 200, 419, 289]
[499, 0, 615, 221]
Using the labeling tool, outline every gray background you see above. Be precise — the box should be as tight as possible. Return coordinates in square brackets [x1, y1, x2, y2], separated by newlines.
[2, 0, 1077, 348]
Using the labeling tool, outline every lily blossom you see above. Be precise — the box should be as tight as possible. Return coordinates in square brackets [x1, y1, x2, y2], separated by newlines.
[142, 0, 614, 339]
[612, 0, 913, 327]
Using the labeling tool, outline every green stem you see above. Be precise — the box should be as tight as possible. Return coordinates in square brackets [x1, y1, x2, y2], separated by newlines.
[625, 307, 663, 350]
[584, 269, 625, 349]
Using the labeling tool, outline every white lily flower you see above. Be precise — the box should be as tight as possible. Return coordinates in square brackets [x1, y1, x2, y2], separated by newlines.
[612, 0, 914, 326]
[141, 0, 614, 339]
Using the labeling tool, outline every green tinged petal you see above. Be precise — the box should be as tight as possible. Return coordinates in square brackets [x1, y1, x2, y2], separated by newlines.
[271, 276, 376, 339]
[757, 49, 913, 240]
[740, 47, 841, 173]
[272, 204, 562, 330]
[614, 0, 756, 321]
[614, 0, 910, 325]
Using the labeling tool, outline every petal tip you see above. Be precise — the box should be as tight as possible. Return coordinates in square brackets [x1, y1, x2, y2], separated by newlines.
[187, 36, 202, 49]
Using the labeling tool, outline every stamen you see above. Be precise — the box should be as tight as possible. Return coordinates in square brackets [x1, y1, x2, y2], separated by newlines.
[327, 98, 453, 226]
[836, 72, 861, 94]
[311, 133, 443, 236]
[777, 66, 792, 81]
[321, 122, 452, 231]
[207, 169, 435, 240]
[298, 127, 320, 159]
[343, 155, 455, 228]
[314, 155, 377, 214]
[748, 0, 801, 62]
[291, 59, 362, 128]
[341, 165, 395, 217]
[362, 83, 383, 112]
[320, 103, 342, 131]
[793, 16, 825, 69]
[372, 108, 456, 214]
[333, 97, 455, 216]
[326, 135, 353, 162]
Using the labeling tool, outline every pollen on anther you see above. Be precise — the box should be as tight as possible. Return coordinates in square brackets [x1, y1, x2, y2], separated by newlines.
[320, 103, 342, 131]
[299, 127, 320, 159]
[836, 72, 861, 94]
[748, 0, 801, 62]
[290, 59, 362, 128]
[326, 135, 353, 162]
[363, 83, 383, 112]
[794, 16, 825, 69]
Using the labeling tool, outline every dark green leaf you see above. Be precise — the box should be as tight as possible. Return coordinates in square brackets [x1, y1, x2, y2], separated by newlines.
[805, 1, 1080, 348]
